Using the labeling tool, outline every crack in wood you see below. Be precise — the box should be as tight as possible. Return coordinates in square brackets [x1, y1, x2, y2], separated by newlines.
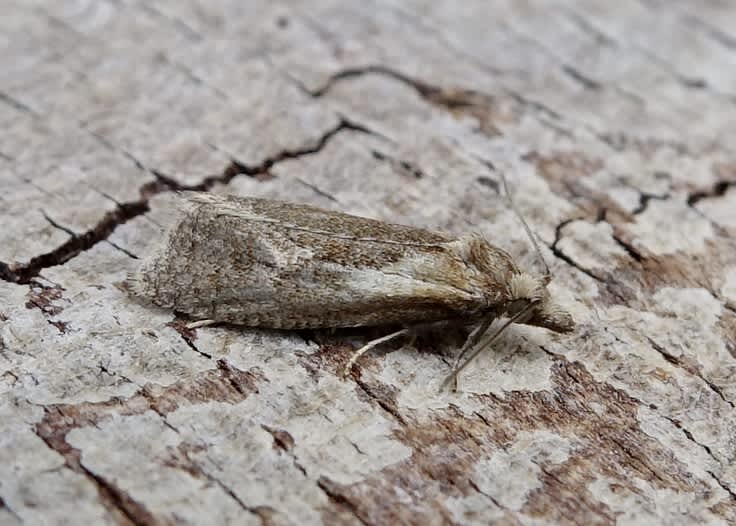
[708, 471, 736, 501]
[0, 90, 38, 116]
[1, 199, 149, 285]
[631, 191, 670, 216]
[261, 425, 308, 478]
[351, 374, 407, 426]
[165, 444, 267, 524]
[662, 415, 717, 460]
[549, 219, 607, 282]
[34, 408, 159, 526]
[370, 149, 425, 180]
[0, 494, 22, 523]
[0, 118, 380, 285]
[610, 233, 644, 262]
[687, 179, 736, 206]
[316, 477, 372, 526]
[647, 337, 734, 409]
[310, 64, 511, 137]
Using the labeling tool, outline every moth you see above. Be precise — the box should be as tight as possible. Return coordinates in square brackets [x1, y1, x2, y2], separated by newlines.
[127, 187, 574, 388]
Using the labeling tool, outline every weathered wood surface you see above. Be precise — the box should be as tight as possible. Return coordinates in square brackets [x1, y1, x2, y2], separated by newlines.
[1, 1, 736, 525]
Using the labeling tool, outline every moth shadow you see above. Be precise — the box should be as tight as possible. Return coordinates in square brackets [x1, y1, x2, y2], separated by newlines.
[297, 322, 473, 362]
[172, 313, 477, 373]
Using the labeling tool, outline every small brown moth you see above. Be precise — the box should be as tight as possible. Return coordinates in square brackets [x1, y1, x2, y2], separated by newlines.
[127, 183, 573, 388]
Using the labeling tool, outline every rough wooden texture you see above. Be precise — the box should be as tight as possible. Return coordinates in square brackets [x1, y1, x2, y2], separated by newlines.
[1, 1, 735, 525]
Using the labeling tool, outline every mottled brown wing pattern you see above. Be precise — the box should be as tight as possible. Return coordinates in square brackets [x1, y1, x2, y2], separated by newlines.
[128, 193, 517, 328]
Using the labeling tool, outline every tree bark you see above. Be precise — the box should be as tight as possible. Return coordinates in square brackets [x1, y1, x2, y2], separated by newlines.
[1, 1, 735, 525]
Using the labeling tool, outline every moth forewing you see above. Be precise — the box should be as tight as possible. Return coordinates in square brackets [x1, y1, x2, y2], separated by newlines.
[129, 193, 513, 328]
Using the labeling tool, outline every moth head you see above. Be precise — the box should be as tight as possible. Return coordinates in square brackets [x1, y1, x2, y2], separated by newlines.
[506, 273, 575, 333]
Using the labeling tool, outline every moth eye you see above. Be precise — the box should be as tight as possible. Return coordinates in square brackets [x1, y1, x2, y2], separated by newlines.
[506, 298, 530, 316]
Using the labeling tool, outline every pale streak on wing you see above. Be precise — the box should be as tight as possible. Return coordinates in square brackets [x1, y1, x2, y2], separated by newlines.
[184, 192, 452, 247]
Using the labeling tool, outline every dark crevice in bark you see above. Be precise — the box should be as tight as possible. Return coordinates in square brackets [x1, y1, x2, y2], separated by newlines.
[607, 435, 669, 487]
[208, 475, 265, 525]
[515, 26, 645, 109]
[611, 233, 644, 262]
[687, 179, 736, 206]
[561, 65, 602, 91]
[34, 411, 157, 526]
[476, 175, 500, 192]
[310, 65, 426, 98]
[565, 12, 618, 47]
[138, 3, 203, 42]
[348, 440, 366, 456]
[0, 261, 17, 282]
[0, 90, 37, 115]
[261, 425, 295, 453]
[2, 199, 150, 284]
[506, 90, 565, 122]
[0, 118, 375, 284]
[42, 210, 139, 261]
[371, 150, 425, 179]
[549, 219, 606, 282]
[217, 358, 268, 399]
[467, 478, 504, 510]
[294, 178, 340, 202]
[0, 495, 21, 523]
[647, 337, 734, 409]
[309, 64, 591, 146]
[79, 466, 156, 526]
[632, 191, 669, 215]
[261, 425, 308, 477]
[179, 332, 212, 360]
[708, 471, 736, 501]
[41, 211, 76, 237]
[106, 241, 140, 260]
[662, 416, 719, 467]
[211, 118, 386, 185]
[317, 477, 372, 526]
[311, 64, 494, 117]
[352, 374, 407, 426]
[168, 445, 266, 524]
[596, 131, 698, 157]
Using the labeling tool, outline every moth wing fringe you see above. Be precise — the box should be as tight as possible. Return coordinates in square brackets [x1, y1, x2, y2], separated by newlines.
[124, 191, 198, 298]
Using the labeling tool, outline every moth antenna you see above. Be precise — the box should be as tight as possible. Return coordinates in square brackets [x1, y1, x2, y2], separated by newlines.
[499, 171, 550, 280]
[440, 302, 536, 391]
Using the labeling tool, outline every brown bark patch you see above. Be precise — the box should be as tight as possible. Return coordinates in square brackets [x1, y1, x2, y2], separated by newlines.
[524, 151, 626, 222]
[608, 237, 736, 309]
[25, 281, 65, 316]
[35, 406, 165, 526]
[262, 425, 296, 452]
[319, 356, 706, 524]
[522, 454, 617, 526]
[35, 363, 263, 439]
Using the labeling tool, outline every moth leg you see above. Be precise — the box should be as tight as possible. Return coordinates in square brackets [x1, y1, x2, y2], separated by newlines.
[186, 319, 217, 329]
[445, 317, 495, 391]
[342, 328, 410, 377]
[441, 304, 536, 391]
[451, 317, 495, 373]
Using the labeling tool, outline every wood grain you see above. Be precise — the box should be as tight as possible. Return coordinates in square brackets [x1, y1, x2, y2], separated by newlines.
[1, 1, 735, 524]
